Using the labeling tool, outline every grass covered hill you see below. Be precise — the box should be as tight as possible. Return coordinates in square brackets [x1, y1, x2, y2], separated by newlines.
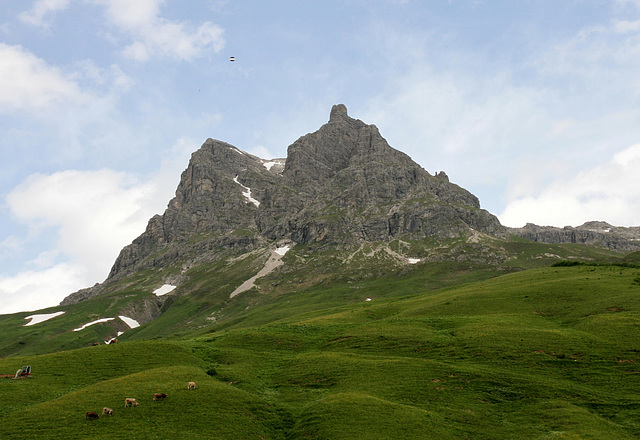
[0, 236, 622, 359]
[1, 264, 640, 439]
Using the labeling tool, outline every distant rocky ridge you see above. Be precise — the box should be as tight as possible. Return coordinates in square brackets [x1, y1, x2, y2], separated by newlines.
[61, 105, 640, 307]
[508, 221, 640, 252]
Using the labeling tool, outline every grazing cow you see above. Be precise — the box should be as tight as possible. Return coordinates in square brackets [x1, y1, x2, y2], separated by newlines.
[188, 381, 197, 390]
[153, 393, 168, 401]
[92, 342, 99, 346]
[102, 407, 113, 416]
[124, 398, 138, 407]
[86, 411, 99, 420]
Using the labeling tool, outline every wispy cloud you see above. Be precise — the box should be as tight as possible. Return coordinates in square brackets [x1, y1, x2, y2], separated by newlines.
[0, 43, 88, 114]
[0, 43, 140, 172]
[613, 19, 640, 33]
[94, 0, 225, 61]
[615, 0, 640, 9]
[18, 0, 225, 61]
[18, 0, 70, 29]
[531, 16, 640, 97]
[361, 66, 547, 191]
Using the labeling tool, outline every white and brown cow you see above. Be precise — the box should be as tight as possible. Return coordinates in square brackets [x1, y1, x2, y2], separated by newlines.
[124, 398, 138, 407]
[188, 381, 197, 390]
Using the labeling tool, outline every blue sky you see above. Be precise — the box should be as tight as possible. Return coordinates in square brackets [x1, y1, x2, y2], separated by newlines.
[2, 0, 640, 314]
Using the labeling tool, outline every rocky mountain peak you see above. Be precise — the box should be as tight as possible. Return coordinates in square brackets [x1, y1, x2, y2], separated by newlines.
[329, 103, 349, 120]
[283, 105, 413, 192]
[62, 105, 508, 305]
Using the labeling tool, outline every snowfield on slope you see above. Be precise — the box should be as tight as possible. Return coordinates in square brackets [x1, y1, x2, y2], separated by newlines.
[153, 284, 177, 296]
[24, 311, 65, 326]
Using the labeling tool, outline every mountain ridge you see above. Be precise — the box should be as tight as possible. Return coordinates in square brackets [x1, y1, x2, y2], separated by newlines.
[62, 104, 508, 305]
[59, 105, 640, 313]
[508, 221, 640, 251]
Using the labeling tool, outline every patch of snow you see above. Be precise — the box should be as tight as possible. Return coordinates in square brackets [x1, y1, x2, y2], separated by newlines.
[73, 317, 115, 332]
[229, 147, 244, 155]
[407, 258, 421, 264]
[105, 332, 124, 344]
[275, 245, 290, 256]
[262, 159, 285, 171]
[230, 248, 286, 298]
[24, 311, 65, 326]
[233, 176, 260, 207]
[119, 316, 140, 329]
[153, 284, 176, 296]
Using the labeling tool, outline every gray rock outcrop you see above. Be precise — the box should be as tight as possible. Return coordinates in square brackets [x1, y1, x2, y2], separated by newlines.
[509, 221, 640, 251]
[62, 104, 508, 304]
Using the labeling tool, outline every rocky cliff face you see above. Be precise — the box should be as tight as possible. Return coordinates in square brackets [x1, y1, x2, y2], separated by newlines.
[106, 140, 279, 280]
[114, 105, 505, 275]
[509, 221, 640, 251]
[270, 104, 504, 245]
[62, 104, 507, 304]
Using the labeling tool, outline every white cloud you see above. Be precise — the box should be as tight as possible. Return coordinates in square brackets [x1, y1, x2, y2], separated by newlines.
[19, 0, 71, 28]
[6, 170, 159, 280]
[207, 1, 229, 12]
[0, 43, 140, 168]
[0, 236, 22, 258]
[95, 0, 225, 61]
[613, 19, 640, 34]
[0, 139, 193, 315]
[499, 143, 640, 227]
[0, 263, 84, 315]
[97, 0, 160, 28]
[0, 43, 88, 114]
[615, 0, 640, 9]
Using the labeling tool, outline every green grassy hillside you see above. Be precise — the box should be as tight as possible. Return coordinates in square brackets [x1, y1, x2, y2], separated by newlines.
[2, 264, 639, 439]
[0, 236, 623, 359]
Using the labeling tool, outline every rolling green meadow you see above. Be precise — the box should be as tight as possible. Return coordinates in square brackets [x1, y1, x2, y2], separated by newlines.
[2, 261, 640, 439]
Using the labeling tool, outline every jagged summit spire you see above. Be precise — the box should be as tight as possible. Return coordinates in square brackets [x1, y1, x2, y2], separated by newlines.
[329, 104, 348, 121]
